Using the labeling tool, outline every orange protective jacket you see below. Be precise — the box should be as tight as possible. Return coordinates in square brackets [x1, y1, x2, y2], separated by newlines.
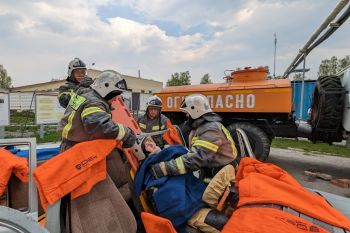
[33, 139, 116, 210]
[222, 157, 350, 233]
[0, 148, 28, 196]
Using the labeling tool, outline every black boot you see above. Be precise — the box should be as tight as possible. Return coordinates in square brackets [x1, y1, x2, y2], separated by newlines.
[204, 210, 229, 230]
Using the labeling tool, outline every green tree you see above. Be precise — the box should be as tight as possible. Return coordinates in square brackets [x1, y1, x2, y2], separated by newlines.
[0, 65, 12, 89]
[318, 55, 350, 76]
[338, 55, 350, 71]
[200, 73, 212, 84]
[166, 71, 191, 86]
[292, 73, 306, 81]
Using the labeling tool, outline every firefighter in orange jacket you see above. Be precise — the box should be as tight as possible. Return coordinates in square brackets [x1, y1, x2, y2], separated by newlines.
[58, 70, 136, 151]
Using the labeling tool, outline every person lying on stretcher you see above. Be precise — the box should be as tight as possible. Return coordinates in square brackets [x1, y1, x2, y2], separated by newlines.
[136, 136, 237, 233]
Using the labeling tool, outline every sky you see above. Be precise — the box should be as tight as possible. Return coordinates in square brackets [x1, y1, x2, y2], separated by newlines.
[0, 0, 349, 87]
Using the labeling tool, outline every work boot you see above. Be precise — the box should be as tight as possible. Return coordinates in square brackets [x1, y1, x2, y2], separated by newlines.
[204, 210, 229, 231]
[187, 208, 220, 233]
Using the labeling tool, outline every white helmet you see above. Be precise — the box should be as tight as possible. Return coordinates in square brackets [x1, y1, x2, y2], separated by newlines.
[90, 70, 127, 100]
[67, 58, 86, 77]
[146, 95, 162, 109]
[180, 94, 212, 119]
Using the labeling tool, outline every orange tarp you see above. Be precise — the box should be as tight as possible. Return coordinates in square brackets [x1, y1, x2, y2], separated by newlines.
[33, 139, 116, 210]
[225, 157, 350, 232]
[222, 207, 330, 233]
[141, 212, 177, 233]
[0, 148, 28, 196]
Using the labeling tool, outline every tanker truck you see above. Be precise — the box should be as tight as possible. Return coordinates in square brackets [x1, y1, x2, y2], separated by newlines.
[156, 66, 350, 161]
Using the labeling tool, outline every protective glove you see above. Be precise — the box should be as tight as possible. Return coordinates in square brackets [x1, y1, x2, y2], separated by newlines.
[150, 162, 168, 179]
[78, 76, 94, 88]
[121, 127, 136, 148]
[58, 94, 71, 108]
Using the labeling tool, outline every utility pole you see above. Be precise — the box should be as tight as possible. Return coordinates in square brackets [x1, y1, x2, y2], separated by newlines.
[273, 33, 277, 79]
[299, 54, 307, 120]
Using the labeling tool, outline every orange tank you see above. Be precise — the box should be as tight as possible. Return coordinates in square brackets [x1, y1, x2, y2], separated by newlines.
[157, 67, 292, 113]
[156, 66, 295, 162]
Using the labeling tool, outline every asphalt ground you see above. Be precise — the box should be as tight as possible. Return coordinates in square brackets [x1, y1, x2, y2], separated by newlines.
[267, 148, 350, 198]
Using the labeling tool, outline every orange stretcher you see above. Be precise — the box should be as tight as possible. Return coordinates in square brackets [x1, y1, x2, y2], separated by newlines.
[111, 96, 184, 231]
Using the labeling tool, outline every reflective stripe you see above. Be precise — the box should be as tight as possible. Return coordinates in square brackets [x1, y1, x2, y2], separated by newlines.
[69, 93, 86, 110]
[152, 125, 164, 131]
[139, 123, 147, 129]
[116, 123, 126, 140]
[175, 157, 186, 174]
[192, 139, 219, 152]
[159, 162, 168, 176]
[62, 111, 76, 139]
[191, 136, 199, 144]
[152, 125, 159, 131]
[221, 125, 237, 158]
[81, 106, 105, 119]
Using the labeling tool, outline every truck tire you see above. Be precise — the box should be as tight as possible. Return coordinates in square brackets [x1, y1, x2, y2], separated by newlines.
[226, 122, 271, 161]
[311, 75, 344, 130]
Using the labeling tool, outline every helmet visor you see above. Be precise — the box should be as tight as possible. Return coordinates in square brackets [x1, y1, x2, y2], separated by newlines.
[148, 98, 162, 107]
[180, 98, 188, 113]
[115, 79, 127, 91]
[72, 59, 86, 69]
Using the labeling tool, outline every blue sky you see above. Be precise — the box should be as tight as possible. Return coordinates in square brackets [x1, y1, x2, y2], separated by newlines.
[0, 0, 349, 86]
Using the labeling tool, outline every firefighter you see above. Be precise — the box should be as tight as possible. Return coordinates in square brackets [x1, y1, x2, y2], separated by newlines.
[149, 94, 238, 232]
[138, 95, 172, 148]
[58, 57, 94, 108]
[58, 70, 136, 151]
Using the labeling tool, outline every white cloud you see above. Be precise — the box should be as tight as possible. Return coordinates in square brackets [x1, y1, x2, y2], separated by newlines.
[0, 0, 349, 87]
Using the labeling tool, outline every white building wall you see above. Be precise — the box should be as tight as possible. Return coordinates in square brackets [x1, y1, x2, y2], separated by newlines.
[10, 92, 36, 111]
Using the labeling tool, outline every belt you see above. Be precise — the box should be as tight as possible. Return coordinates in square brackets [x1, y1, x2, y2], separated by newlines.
[241, 203, 283, 210]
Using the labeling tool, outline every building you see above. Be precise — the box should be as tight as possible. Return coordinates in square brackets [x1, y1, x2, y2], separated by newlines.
[11, 69, 163, 94]
[10, 69, 163, 112]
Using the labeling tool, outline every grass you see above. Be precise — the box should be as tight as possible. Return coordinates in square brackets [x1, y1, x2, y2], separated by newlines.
[10, 110, 35, 124]
[35, 131, 61, 144]
[271, 138, 350, 157]
[6, 111, 60, 143]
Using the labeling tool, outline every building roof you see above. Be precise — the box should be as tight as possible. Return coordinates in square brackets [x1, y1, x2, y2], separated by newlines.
[0, 88, 9, 93]
[11, 69, 163, 93]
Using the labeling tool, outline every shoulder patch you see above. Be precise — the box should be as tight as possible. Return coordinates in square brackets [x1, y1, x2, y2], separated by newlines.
[69, 93, 86, 110]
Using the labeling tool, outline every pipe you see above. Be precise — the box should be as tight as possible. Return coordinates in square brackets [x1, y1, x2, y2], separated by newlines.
[284, 0, 349, 77]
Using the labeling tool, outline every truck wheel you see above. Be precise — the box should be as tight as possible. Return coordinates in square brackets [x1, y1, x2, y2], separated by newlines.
[226, 122, 271, 161]
[311, 75, 344, 130]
